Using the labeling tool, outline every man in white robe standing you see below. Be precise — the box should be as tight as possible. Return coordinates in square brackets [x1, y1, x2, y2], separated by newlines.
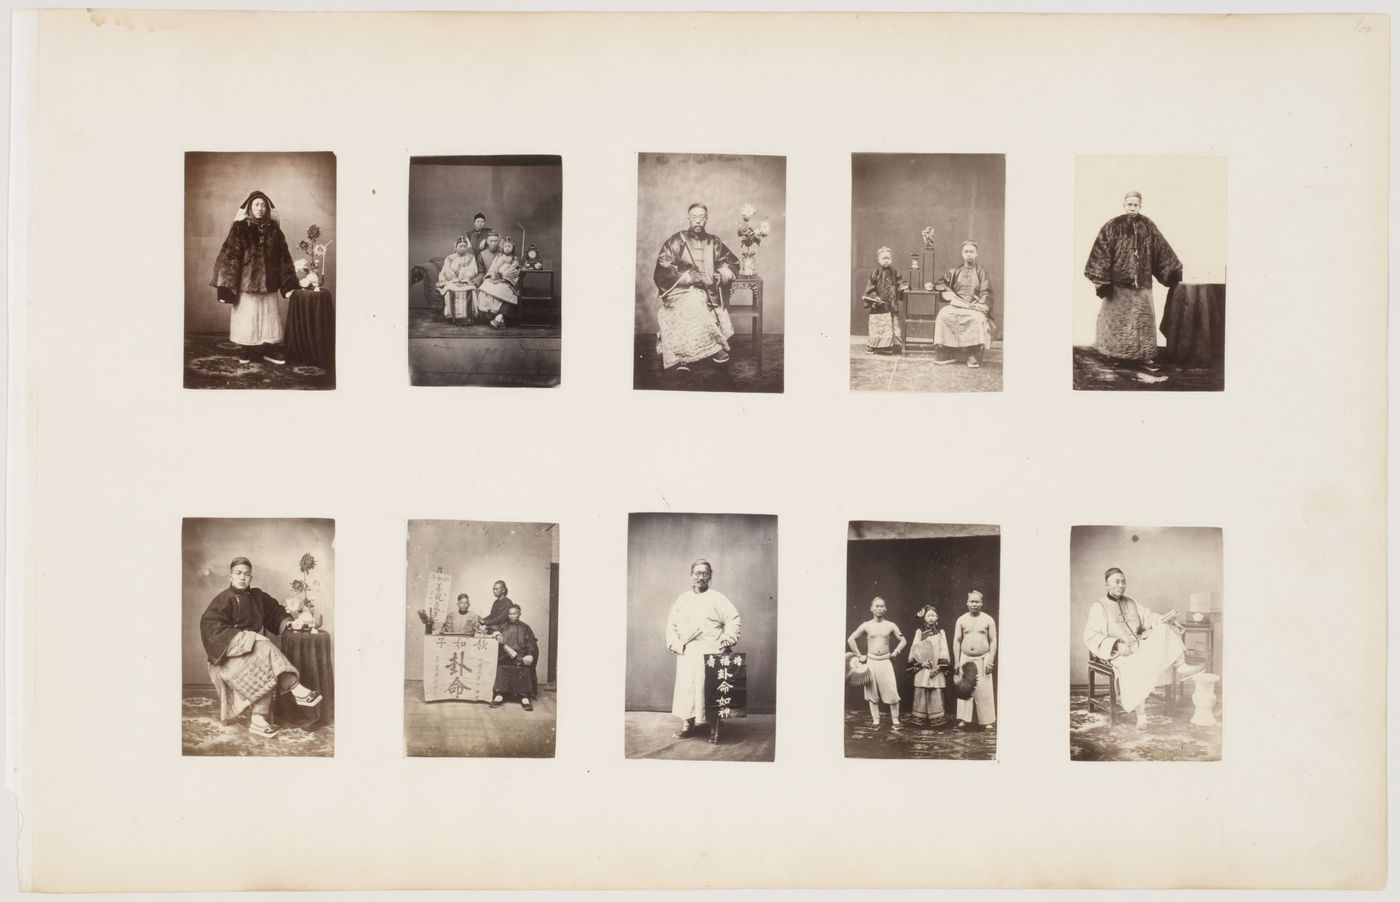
[1083, 567, 1204, 731]
[666, 558, 741, 740]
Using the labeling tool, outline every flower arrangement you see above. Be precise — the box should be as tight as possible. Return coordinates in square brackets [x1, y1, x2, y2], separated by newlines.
[287, 552, 322, 631]
[296, 224, 333, 288]
[736, 204, 772, 276]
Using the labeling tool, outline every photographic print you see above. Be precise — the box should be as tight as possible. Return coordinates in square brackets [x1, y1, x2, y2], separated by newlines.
[403, 520, 559, 758]
[625, 513, 778, 761]
[407, 156, 562, 387]
[634, 153, 785, 393]
[1073, 156, 1227, 390]
[845, 522, 1000, 760]
[1070, 526, 1223, 762]
[850, 154, 1005, 392]
[183, 151, 336, 389]
[181, 517, 335, 756]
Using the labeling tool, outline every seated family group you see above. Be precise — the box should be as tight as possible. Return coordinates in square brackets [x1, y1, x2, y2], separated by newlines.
[418, 579, 541, 711]
[436, 212, 526, 329]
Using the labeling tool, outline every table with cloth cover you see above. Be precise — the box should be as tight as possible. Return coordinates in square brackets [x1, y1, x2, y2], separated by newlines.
[284, 288, 336, 368]
[1159, 283, 1225, 368]
[273, 629, 334, 727]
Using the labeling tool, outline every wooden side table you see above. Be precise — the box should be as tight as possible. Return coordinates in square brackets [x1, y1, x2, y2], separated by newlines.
[518, 269, 558, 325]
[899, 289, 947, 355]
[727, 276, 763, 374]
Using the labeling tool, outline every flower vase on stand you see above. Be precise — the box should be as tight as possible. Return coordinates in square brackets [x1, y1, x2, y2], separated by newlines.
[739, 248, 757, 277]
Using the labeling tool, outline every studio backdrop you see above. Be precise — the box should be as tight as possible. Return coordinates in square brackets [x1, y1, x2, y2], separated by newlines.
[850, 153, 1005, 335]
[407, 156, 563, 308]
[845, 523, 1001, 711]
[403, 520, 559, 682]
[634, 153, 786, 336]
[626, 512, 779, 715]
[180, 517, 336, 685]
[184, 151, 337, 334]
[1068, 525, 1224, 688]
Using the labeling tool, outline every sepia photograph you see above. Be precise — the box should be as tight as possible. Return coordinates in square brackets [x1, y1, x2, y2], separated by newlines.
[403, 520, 559, 758]
[407, 156, 562, 387]
[1073, 156, 1227, 391]
[181, 517, 335, 756]
[634, 153, 785, 393]
[1070, 526, 1223, 762]
[625, 512, 778, 761]
[845, 522, 1000, 760]
[850, 154, 1005, 392]
[184, 151, 336, 389]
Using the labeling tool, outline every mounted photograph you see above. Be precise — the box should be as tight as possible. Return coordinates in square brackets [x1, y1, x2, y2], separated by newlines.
[1070, 525, 1223, 762]
[634, 153, 785, 393]
[850, 154, 1005, 392]
[1073, 156, 1227, 391]
[625, 512, 779, 761]
[845, 522, 1000, 760]
[403, 520, 559, 758]
[181, 517, 335, 756]
[407, 155, 562, 387]
[184, 151, 336, 389]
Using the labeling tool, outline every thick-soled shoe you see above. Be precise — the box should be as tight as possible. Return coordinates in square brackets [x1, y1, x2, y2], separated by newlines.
[262, 348, 287, 365]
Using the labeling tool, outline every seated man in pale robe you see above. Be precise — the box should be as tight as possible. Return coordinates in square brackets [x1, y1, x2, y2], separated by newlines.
[1082, 567, 1204, 731]
[666, 558, 741, 740]
[200, 556, 323, 737]
[932, 240, 996, 368]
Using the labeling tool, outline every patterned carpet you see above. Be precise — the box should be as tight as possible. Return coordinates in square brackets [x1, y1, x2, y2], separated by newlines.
[1069, 693, 1222, 761]
[184, 334, 335, 390]
[182, 687, 334, 757]
[1073, 346, 1224, 392]
[850, 339, 1003, 392]
[843, 708, 997, 760]
[634, 335, 784, 393]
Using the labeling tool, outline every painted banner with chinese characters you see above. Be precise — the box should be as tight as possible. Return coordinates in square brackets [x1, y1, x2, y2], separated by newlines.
[423, 634, 498, 702]
[703, 649, 748, 719]
[424, 570, 453, 625]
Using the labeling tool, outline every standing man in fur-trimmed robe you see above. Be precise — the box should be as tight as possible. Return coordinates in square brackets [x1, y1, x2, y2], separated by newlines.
[932, 240, 996, 367]
[860, 246, 907, 354]
[1084, 191, 1183, 376]
[209, 190, 300, 365]
[666, 559, 741, 739]
[652, 203, 740, 371]
[200, 556, 323, 737]
[1082, 567, 1204, 732]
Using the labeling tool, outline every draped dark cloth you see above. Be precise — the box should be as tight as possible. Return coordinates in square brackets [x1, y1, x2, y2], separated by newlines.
[200, 587, 292, 664]
[1160, 283, 1226, 367]
[210, 216, 299, 299]
[274, 630, 335, 723]
[1084, 213, 1182, 290]
[494, 620, 540, 697]
[285, 289, 336, 368]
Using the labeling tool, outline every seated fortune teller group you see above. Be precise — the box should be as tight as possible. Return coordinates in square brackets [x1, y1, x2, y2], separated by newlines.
[436, 212, 525, 330]
[418, 580, 541, 711]
[860, 240, 996, 365]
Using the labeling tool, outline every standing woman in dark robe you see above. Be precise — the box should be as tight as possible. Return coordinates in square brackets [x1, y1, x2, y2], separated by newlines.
[209, 190, 300, 365]
[489, 603, 540, 710]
